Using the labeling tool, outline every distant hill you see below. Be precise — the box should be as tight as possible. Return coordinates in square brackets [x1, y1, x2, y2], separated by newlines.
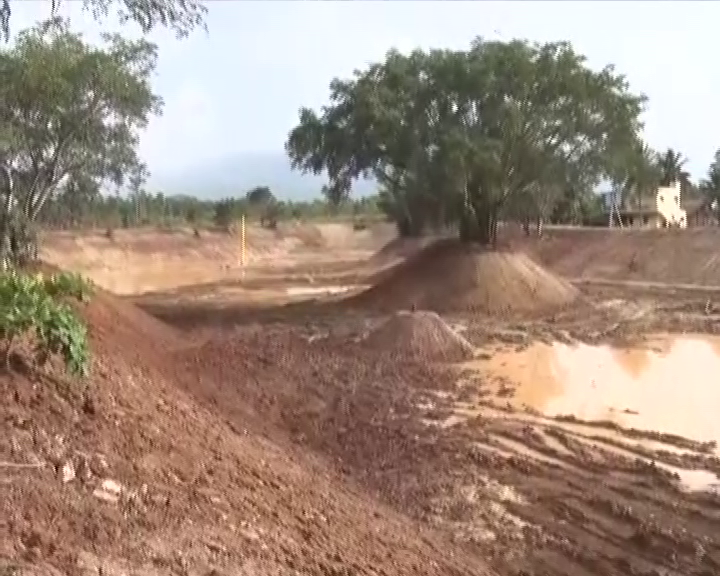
[149, 151, 376, 201]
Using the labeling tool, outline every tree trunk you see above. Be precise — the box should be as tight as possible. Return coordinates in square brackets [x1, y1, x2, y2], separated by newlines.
[0, 166, 15, 271]
[395, 216, 423, 238]
[459, 197, 498, 246]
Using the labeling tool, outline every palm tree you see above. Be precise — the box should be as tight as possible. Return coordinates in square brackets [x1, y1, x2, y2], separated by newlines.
[621, 141, 661, 212]
[658, 148, 690, 187]
[699, 149, 720, 224]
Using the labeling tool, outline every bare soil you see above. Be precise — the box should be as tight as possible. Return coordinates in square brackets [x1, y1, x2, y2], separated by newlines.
[514, 226, 720, 286]
[7, 224, 720, 576]
[351, 240, 579, 316]
[362, 310, 476, 363]
[0, 288, 491, 576]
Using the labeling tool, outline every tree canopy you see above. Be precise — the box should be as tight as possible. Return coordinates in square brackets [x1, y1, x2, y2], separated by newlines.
[1, 0, 207, 42]
[286, 37, 648, 244]
[0, 18, 162, 266]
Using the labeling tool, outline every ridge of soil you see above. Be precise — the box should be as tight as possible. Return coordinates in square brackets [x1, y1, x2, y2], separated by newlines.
[0, 292, 493, 576]
[363, 310, 476, 362]
[353, 239, 579, 315]
[517, 227, 720, 287]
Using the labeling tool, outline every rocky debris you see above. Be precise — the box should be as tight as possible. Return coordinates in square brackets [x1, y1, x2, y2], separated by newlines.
[93, 478, 124, 503]
[59, 461, 75, 484]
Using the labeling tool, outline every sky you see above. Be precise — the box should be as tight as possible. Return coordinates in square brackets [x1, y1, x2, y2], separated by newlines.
[9, 0, 720, 185]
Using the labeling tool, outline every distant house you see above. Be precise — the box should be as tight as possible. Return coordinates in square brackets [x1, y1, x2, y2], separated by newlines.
[605, 182, 689, 229]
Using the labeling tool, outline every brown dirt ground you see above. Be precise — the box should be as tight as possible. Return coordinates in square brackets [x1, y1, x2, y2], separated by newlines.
[372, 225, 720, 288]
[0, 288, 493, 576]
[9, 225, 720, 576]
[510, 226, 720, 287]
[40, 222, 393, 296]
[169, 300, 720, 576]
[362, 310, 477, 363]
[351, 239, 579, 316]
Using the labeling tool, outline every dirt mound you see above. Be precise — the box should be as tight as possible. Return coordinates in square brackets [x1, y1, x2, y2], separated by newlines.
[353, 239, 579, 315]
[364, 310, 476, 362]
[1, 286, 489, 575]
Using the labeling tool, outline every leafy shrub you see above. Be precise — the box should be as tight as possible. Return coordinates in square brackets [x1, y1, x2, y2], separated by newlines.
[353, 219, 367, 231]
[0, 271, 93, 377]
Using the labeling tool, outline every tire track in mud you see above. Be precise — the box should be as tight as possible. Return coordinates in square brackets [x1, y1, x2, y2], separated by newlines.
[414, 384, 720, 576]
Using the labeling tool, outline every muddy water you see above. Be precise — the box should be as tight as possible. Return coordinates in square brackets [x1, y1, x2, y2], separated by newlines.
[477, 335, 720, 446]
[463, 334, 720, 492]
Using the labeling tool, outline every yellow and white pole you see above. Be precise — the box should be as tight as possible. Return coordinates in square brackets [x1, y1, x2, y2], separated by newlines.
[240, 213, 247, 276]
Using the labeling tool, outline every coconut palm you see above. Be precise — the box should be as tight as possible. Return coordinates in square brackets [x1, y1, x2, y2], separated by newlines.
[658, 148, 690, 187]
[700, 149, 720, 223]
[623, 141, 661, 212]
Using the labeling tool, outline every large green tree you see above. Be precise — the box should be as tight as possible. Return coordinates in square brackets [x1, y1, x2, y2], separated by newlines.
[286, 38, 646, 245]
[1, 0, 207, 42]
[0, 19, 162, 266]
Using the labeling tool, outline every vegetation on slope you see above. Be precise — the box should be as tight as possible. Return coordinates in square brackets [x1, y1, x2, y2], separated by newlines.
[0, 270, 93, 376]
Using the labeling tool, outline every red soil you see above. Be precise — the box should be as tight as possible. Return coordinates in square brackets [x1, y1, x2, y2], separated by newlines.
[0, 288, 493, 575]
[355, 239, 579, 315]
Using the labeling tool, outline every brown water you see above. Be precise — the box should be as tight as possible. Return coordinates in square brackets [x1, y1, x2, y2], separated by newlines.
[458, 334, 720, 492]
[475, 334, 720, 449]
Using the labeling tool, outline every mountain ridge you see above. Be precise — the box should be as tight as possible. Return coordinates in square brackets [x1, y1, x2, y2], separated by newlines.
[149, 151, 376, 200]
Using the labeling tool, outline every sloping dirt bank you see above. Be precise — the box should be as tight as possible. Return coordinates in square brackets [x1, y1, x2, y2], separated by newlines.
[40, 223, 394, 295]
[0, 290, 492, 576]
[371, 227, 720, 288]
[514, 226, 720, 287]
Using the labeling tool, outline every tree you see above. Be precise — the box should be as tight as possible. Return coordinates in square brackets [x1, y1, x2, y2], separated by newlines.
[213, 198, 235, 231]
[0, 19, 162, 267]
[286, 39, 645, 246]
[622, 140, 661, 212]
[657, 147, 690, 187]
[700, 149, 720, 224]
[1, 0, 207, 42]
[245, 185, 274, 207]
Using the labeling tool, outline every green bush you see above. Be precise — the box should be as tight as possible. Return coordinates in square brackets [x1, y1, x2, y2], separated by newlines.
[0, 271, 93, 377]
[352, 219, 368, 231]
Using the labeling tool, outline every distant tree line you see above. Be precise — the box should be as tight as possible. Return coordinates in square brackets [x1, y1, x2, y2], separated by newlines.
[35, 184, 383, 232]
